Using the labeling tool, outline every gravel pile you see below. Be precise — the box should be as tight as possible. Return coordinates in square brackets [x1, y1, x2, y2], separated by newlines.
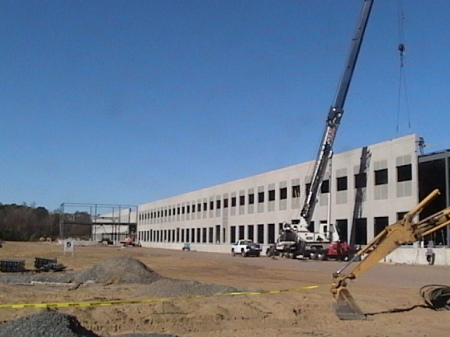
[0, 312, 180, 337]
[0, 312, 99, 337]
[0, 257, 161, 285]
[71, 256, 161, 285]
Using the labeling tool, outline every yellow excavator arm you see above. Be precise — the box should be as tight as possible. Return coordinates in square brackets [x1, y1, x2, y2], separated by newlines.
[331, 189, 450, 320]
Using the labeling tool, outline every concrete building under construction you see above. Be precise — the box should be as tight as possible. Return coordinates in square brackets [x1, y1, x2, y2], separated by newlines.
[136, 134, 450, 255]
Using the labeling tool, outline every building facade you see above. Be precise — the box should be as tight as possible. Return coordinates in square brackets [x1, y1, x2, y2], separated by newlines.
[137, 134, 422, 253]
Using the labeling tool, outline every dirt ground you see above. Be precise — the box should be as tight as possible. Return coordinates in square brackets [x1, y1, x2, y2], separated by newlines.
[0, 242, 449, 336]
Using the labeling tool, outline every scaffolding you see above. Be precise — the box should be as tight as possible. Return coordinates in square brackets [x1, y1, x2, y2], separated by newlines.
[58, 202, 138, 244]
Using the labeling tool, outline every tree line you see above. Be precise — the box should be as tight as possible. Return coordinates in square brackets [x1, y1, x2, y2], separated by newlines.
[0, 203, 91, 241]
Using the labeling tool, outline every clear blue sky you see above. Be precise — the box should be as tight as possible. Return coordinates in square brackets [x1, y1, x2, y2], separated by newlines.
[1, 0, 449, 211]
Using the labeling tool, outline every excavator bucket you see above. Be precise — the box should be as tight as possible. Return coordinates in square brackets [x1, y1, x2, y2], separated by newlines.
[333, 288, 366, 320]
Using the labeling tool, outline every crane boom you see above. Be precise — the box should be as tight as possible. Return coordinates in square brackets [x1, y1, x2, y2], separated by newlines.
[301, 0, 374, 224]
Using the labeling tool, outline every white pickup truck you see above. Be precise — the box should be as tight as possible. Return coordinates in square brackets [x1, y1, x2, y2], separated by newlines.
[231, 240, 262, 257]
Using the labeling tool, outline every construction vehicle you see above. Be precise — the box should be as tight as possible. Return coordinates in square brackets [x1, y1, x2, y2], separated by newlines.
[120, 232, 140, 247]
[331, 189, 450, 320]
[275, 0, 374, 258]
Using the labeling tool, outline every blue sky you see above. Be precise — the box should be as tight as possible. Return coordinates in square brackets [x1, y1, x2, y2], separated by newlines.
[1, 0, 449, 211]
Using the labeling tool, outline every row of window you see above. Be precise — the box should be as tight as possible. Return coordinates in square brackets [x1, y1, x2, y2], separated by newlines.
[138, 213, 408, 246]
[138, 165, 412, 222]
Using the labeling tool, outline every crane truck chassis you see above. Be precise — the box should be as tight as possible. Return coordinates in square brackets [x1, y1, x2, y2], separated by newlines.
[271, 225, 355, 261]
[331, 189, 450, 320]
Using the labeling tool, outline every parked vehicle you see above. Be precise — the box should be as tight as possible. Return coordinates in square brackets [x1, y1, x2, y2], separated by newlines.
[231, 240, 262, 257]
[305, 241, 355, 261]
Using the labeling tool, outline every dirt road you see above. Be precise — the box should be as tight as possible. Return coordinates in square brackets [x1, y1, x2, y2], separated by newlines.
[0, 242, 449, 336]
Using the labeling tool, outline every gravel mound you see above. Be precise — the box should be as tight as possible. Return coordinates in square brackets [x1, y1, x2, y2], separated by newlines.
[72, 256, 161, 284]
[0, 312, 181, 337]
[0, 312, 99, 337]
[0, 256, 162, 285]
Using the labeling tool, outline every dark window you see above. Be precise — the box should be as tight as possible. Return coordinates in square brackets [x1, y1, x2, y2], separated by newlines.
[337, 176, 348, 191]
[210, 201, 214, 210]
[268, 190, 275, 201]
[257, 224, 264, 243]
[292, 185, 300, 198]
[231, 197, 236, 207]
[280, 187, 287, 200]
[397, 212, 407, 221]
[165, 210, 167, 217]
[355, 173, 367, 188]
[305, 183, 311, 195]
[248, 225, 254, 241]
[182, 207, 185, 214]
[204, 202, 207, 211]
[215, 225, 221, 243]
[209, 227, 213, 243]
[249, 193, 255, 205]
[374, 217, 389, 237]
[375, 169, 388, 185]
[197, 203, 201, 212]
[223, 198, 228, 208]
[202, 228, 207, 242]
[230, 226, 236, 243]
[216, 200, 221, 209]
[192, 204, 195, 213]
[354, 218, 367, 245]
[187, 206, 190, 214]
[397, 164, 412, 182]
[239, 225, 245, 240]
[177, 207, 180, 215]
[168, 209, 171, 216]
[239, 195, 245, 206]
[268, 223, 275, 244]
[258, 191, 264, 203]
[321, 180, 330, 193]
[336, 219, 348, 243]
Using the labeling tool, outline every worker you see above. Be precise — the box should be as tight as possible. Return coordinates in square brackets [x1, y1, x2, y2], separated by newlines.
[425, 246, 435, 265]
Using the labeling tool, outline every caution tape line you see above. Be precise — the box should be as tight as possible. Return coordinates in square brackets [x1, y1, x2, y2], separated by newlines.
[0, 285, 319, 310]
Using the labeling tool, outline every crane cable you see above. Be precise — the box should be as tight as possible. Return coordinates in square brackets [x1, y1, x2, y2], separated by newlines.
[396, 0, 411, 135]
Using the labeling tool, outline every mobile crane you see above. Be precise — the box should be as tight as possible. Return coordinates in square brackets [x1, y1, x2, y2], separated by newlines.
[331, 189, 450, 320]
[274, 0, 374, 259]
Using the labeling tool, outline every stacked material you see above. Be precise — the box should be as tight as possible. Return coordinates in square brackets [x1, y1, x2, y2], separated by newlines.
[0, 259, 25, 272]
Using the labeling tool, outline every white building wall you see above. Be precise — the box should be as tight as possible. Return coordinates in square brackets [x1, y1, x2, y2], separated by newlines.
[138, 135, 421, 251]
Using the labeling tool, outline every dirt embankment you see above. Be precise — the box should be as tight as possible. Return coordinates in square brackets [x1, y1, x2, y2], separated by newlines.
[0, 242, 449, 337]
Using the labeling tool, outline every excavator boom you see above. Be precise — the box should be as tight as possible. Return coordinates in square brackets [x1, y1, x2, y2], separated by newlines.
[331, 189, 450, 320]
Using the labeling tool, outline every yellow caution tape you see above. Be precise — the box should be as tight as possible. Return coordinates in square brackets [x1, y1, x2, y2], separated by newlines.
[0, 284, 319, 310]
